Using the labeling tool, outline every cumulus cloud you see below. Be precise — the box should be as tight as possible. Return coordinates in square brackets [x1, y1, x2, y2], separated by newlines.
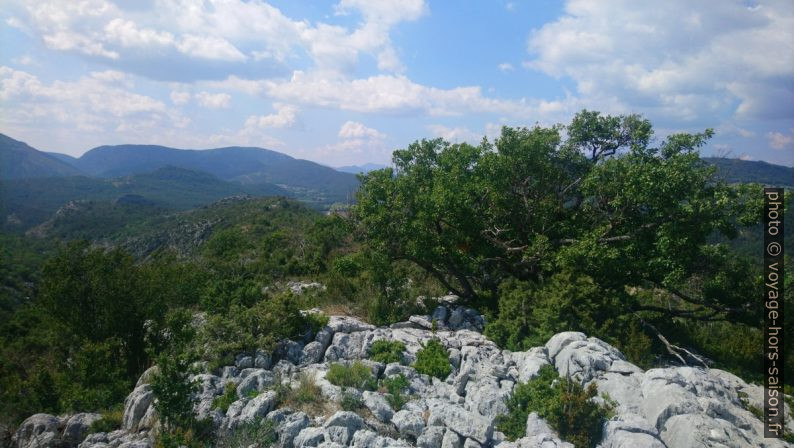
[195, 91, 231, 108]
[170, 91, 191, 105]
[767, 131, 794, 150]
[339, 121, 385, 139]
[0, 65, 182, 135]
[497, 63, 514, 72]
[427, 124, 480, 143]
[244, 103, 299, 128]
[525, 0, 794, 122]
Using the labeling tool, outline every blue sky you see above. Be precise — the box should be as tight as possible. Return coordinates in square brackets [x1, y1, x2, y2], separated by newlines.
[1, 0, 792, 167]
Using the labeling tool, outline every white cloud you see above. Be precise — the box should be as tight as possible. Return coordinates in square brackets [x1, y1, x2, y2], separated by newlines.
[0, 65, 181, 135]
[767, 131, 794, 150]
[427, 124, 480, 143]
[498, 63, 514, 72]
[195, 91, 231, 108]
[339, 121, 385, 139]
[170, 91, 191, 105]
[526, 0, 794, 122]
[244, 103, 299, 128]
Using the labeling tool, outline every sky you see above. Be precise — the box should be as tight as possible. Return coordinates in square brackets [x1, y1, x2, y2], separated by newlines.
[1, 0, 792, 167]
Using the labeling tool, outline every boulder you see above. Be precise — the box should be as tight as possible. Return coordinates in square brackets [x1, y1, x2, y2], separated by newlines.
[238, 391, 278, 423]
[440, 429, 463, 448]
[13, 414, 60, 448]
[327, 316, 374, 334]
[277, 412, 310, 448]
[294, 427, 326, 448]
[122, 384, 154, 432]
[417, 426, 445, 448]
[392, 410, 425, 438]
[429, 403, 493, 444]
[599, 414, 665, 448]
[62, 413, 102, 446]
[362, 391, 394, 422]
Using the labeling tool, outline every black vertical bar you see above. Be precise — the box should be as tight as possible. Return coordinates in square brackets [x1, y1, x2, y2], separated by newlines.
[764, 187, 784, 438]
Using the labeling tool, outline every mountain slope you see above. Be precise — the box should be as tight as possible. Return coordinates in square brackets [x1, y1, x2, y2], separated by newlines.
[74, 144, 359, 203]
[704, 157, 794, 187]
[336, 163, 388, 174]
[0, 134, 84, 179]
[0, 166, 291, 231]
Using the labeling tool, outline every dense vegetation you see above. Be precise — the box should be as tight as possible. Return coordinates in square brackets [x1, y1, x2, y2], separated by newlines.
[0, 111, 791, 439]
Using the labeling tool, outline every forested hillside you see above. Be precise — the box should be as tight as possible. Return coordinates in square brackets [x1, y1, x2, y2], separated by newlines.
[1, 111, 792, 447]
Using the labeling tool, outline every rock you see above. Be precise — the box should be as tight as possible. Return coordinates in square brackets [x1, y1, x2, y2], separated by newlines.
[512, 347, 550, 383]
[240, 390, 278, 423]
[294, 427, 326, 448]
[544, 332, 586, 361]
[277, 412, 310, 448]
[13, 414, 60, 448]
[599, 414, 665, 448]
[392, 410, 425, 438]
[447, 308, 465, 329]
[135, 366, 160, 388]
[325, 332, 371, 362]
[417, 426, 445, 448]
[63, 413, 102, 446]
[323, 411, 364, 432]
[409, 315, 434, 330]
[363, 391, 394, 422]
[122, 384, 154, 432]
[327, 316, 374, 334]
[552, 337, 625, 383]
[236, 354, 254, 369]
[462, 439, 480, 448]
[519, 413, 574, 448]
[237, 369, 275, 397]
[464, 375, 508, 418]
[432, 307, 449, 324]
[430, 403, 493, 444]
[301, 341, 326, 366]
[277, 340, 306, 365]
[255, 349, 273, 369]
[440, 429, 463, 448]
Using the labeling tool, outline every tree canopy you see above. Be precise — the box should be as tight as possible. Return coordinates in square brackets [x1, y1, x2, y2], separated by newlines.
[353, 110, 765, 355]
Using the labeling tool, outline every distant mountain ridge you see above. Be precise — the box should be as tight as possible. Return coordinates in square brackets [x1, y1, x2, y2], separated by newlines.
[703, 157, 794, 187]
[336, 163, 388, 174]
[0, 134, 84, 179]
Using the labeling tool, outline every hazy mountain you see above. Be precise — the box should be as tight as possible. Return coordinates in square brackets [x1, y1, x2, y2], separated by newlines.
[71, 144, 359, 203]
[336, 163, 389, 174]
[0, 166, 290, 231]
[0, 134, 84, 179]
[703, 157, 794, 187]
[44, 151, 79, 164]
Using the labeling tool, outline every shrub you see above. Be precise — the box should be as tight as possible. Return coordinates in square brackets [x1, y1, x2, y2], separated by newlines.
[277, 372, 326, 416]
[212, 382, 239, 413]
[497, 365, 612, 447]
[88, 407, 123, 434]
[326, 362, 377, 390]
[305, 312, 330, 335]
[340, 388, 363, 411]
[215, 418, 276, 448]
[369, 340, 406, 364]
[413, 339, 451, 379]
[380, 374, 410, 410]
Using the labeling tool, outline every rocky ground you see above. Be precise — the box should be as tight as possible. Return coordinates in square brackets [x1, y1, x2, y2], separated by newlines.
[9, 304, 793, 448]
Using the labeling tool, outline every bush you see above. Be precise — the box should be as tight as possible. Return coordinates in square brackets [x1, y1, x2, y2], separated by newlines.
[212, 382, 239, 412]
[304, 311, 330, 335]
[215, 418, 276, 448]
[369, 340, 406, 364]
[326, 362, 377, 390]
[497, 365, 612, 447]
[88, 407, 123, 434]
[413, 339, 451, 379]
[277, 372, 326, 416]
[340, 388, 364, 411]
[380, 374, 410, 410]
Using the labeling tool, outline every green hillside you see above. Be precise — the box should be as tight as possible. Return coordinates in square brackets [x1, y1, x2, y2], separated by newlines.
[0, 166, 290, 231]
[704, 157, 794, 187]
[0, 134, 84, 179]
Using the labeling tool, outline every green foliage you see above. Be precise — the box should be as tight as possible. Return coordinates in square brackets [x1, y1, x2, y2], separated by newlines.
[88, 407, 124, 434]
[213, 382, 239, 413]
[497, 365, 612, 447]
[413, 339, 451, 379]
[304, 312, 330, 335]
[380, 374, 410, 410]
[150, 352, 199, 431]
[215, 418, 276, 448]
[340, 389, 364, 411]
[369, 340, 406, 364]
[326, 362, 377, 390]
[198, 292, 308, 370]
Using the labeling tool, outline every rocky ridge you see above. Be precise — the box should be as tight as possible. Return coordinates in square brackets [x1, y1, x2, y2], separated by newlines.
[11, 305, 793, 448]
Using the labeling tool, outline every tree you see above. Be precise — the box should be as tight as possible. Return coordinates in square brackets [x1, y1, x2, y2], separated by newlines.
[353, 110, 764, 361]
